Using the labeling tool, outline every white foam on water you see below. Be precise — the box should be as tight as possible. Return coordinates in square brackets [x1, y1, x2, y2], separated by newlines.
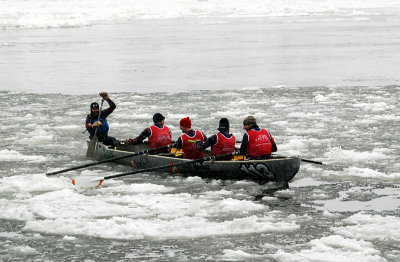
[23, 214, 299, 240]
[324, 147, 388, 164]
[10, 245, 38, 254]
[2, 0, 400, 30]
[314, 187, 400, 212]
[344, 166, 400, 179]
[219, 249, 264, 261]
[62, 235, 77, 241]
[0, 173, 69, 194]
[323, 210, 340, 218]
[1, 84, 399, 259]
[202, 189, 233, 198]
[0, 149, 47, 162]
[371, 114, 400, 121]
[277, 138, 307, 153]
[352, 101, 395, 112]
[287, 112, 325, 119]
[0, 232, 24, 238]
[0, 199, 35, 221]
[57, 125, 80, 130]
[115, 112, 153, 122]
[272, 235, 386, 262]
[274, 189, 296, 198]
[5, 176, 299, 240]
[290, 177, 331, 188]
[17, 129, 54, 144]
[109, 123, 132, 129]
[333, 213, 400, 242]
[261, 196, 279, 201]
[65, 111, 83, 116]
[99, 182, 174, 195]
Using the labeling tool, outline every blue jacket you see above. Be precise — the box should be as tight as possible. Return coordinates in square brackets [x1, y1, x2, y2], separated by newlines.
[85, 98, 116, 139]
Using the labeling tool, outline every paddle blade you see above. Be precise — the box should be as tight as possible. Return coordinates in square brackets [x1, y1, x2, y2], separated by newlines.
[86, 136, 98, 158]
[72, 175, 104, 188]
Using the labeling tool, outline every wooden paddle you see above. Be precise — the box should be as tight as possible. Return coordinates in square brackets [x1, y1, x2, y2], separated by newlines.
[72, 152, 237, 188]
[46, 144, 172, 176]
[86, 99, 104, 158]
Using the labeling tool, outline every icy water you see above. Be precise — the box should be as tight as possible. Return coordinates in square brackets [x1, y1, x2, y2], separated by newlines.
[2, 17, 400, 95]
[1, 87, 399, 261]
[1, 0, 400, 260]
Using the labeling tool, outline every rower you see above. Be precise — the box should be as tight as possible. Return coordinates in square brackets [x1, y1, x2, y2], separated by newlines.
[197, 118, 236, 160]
[125, 113, 172, 153]
[85, 92, 117, 148]
[239, 116, 277, 160]
[175, 117, 207, 159]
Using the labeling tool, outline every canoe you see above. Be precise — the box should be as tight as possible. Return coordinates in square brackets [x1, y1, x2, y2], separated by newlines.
[91, 142, 300, 184]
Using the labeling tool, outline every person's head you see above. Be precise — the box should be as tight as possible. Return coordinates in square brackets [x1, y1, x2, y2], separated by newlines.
[218, 118, 230, 132]
[179, 117, 192, 133]
[243, 116, 256, 130]
[90, 102, 99, 115]
[153, 113, 165, 124]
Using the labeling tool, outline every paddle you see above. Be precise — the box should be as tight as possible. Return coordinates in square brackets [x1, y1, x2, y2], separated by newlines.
[46, 144, 171, 176]
[299, 158, 323, 165]
[271, 153, 323, 165]
[235, 140, 323, 165]
[86, 99, 104, 158]
[72, 152, 237, 188]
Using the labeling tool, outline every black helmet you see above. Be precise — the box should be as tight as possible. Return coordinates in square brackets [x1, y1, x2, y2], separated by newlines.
[218, 118, 229, 131]
[153, 113, 165, 123]
[90, 102, 99, 110]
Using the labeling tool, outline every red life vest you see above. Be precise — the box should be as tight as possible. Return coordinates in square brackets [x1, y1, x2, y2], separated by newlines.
[211, 133, 236, 158]
[181, 130, 205, 159]
[149, 125, 171, 149]
[246, 129, 272, 158]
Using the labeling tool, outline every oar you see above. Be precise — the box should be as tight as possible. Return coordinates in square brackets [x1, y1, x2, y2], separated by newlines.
[272, 154, 323, 165]
[299, 158, 323, 165]
[46, 145, 171, 176]
[86, 99, 104, 158]
[236, 140, 323, 165]
[72, 152, 237, 188]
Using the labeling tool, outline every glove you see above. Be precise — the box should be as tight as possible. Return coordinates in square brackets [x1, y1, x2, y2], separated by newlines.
[125, 139, 133, 144]
[99, 92, 109, 100]
[196, 141, 204, 149]
[92, 121, 102, 128]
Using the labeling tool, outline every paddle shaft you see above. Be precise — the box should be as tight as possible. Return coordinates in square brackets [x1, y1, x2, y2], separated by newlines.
[300, 158, 323, 165]
[238, 139, 322, 165]
[100, 152, 236, 181]
[92, 99, 104, 139]
[86, 99, 105, 157]
[272, 153, 323, 165]
[46, 145, 171, 176]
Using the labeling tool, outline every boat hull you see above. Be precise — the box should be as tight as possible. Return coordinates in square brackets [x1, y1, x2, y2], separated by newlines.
[92, 143, 300, 184]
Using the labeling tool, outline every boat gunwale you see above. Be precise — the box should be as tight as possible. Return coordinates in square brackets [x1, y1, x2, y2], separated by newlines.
[98, 143, 300, 164]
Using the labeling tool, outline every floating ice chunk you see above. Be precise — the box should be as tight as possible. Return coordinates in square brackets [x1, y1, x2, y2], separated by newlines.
[272, 235, 385, 262]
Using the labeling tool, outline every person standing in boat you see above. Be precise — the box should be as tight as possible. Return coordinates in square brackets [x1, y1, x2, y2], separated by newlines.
[85, 92, 117, 147]
[175, 117, 207, 159]
[125, 113, 172, 153]
[196, 118, 236, 160]
[239, 116, 277, 160]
